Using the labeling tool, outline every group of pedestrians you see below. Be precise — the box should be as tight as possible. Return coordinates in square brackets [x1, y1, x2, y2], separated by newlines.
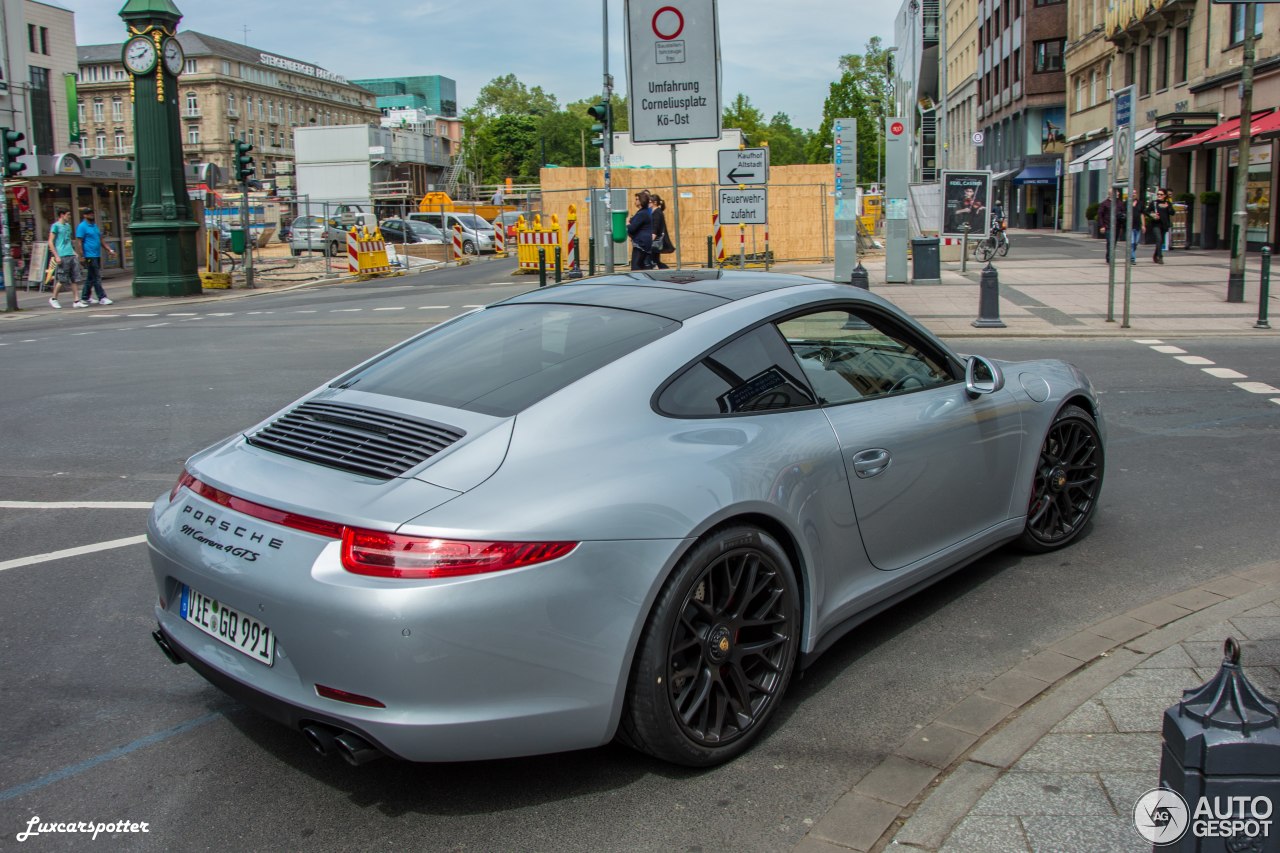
[626, 190, 676, 270]
[1096, 186, 1174, 265]
[47, 206, 116, 308]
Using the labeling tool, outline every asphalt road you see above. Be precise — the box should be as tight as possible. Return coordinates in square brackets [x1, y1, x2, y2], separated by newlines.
[1, 262, 1278, 852]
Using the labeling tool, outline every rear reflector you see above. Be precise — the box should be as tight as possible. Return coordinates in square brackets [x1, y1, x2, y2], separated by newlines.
[315, 684, 386, 708]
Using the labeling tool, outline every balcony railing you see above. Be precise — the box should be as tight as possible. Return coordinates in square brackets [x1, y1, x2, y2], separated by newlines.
[184, 108, 201, 119]
[227, 107, 239, 118]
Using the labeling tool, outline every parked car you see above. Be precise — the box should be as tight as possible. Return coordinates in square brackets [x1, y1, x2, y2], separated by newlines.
[409, 211, 495, 254]
[148, 270, 1104, 769]
[289, 215, 347, 257]
[379, 218, 445, 244]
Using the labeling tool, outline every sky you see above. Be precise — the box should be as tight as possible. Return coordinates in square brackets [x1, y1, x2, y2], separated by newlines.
[60, 0, 895, 132]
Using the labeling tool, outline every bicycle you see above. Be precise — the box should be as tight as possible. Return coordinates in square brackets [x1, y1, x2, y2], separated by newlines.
[972, 220, 1010, 262]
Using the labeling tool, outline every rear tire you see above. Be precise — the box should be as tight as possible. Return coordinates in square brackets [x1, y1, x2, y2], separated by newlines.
[1019, 405, 1104, 553]
[997, 236, 1010, 257]
[620, 525, 800, 766]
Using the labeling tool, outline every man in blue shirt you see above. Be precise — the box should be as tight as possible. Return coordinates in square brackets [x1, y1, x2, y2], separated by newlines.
[47, 208, 78, 309]
[74, 207, 116, 307]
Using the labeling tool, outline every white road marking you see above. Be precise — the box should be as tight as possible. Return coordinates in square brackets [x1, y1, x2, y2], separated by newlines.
[21, 339, 37, 343]
[1174, 356, 1214, 365]
[0, 535, 148, 573]
[0, 501, 154, 509]
[462, 304, 485, 308]
[373, 306, 404, 311]
[247, 311, 265, 315]
[209, 312, 234, 317]
[1151, 345, 1186, 354]
[145, 323, 170, 328]
[1272, 399, 1280, 406]
[168, 313, 198, 317]
[418, 305, 450, 309]
[1235, 381, 1280, 394]
[332, 308, 362, 312]
[293, 310, 317, 313]
[72, 331, 96, 336]
[128, 314, 159, 317]
[1133, 339, 1163, 345]
[1203, 367, 1248, 379]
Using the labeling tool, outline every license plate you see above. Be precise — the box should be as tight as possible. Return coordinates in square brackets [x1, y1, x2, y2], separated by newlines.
[180, 585, 274, 666]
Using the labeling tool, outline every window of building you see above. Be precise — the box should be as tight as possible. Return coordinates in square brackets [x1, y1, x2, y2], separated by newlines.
[37, 26, 49, 55]
[114, 67, 125, 81]
[1157, 35, 1170, 90]
[222, 60, 231, 75]
[187, 125, 200, 145]
[1034, 0, 1063, 5]
[115, 131, 126, 153]
[96, 132, 106, 155]
[1013, 0, 1021, 18]
[287, 103, 294, 124]
[1140, 43, 1151, 95]
[1034, 40, 1064, 73]
[258, 97, 265, 120]
[111, 98, 123, 122]
[1175, 28, 1189, 84]
[1124, 51, 1135, 87]
[186, 92, 199, 115]
[92, 99, 103, 123]
[1074, 75, 1085, 111]
[258, 129, 265, 147]
[228, 92, 237, 115]
[1230, 6, 1265, 45]
[1089, 70, 1098, 106]
[229, 124, 237, 141]
[1013, 48, 1021, 82]
[1106, 59, 1113, 95]
[77, 101, 85, 127]
[184, 59, 197, 74]
[27, 24, 36, 53]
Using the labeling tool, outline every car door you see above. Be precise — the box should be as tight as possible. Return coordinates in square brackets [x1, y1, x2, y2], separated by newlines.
[777, 306, 1023, 573]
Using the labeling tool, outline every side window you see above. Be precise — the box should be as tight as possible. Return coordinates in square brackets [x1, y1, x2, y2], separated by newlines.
[659, 325, 816, 417]
[776, 308, 955, 406]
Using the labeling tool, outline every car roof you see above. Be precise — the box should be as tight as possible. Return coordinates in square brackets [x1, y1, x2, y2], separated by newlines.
[496, 270, 830, 321]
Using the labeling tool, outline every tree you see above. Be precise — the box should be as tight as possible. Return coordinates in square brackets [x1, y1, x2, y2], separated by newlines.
[830, 37, 893, 183]
[765, 112, 812, 166]
[473, 114, 539, 183]
[723, 93, 766, 143]
[468, 74, 559, 121]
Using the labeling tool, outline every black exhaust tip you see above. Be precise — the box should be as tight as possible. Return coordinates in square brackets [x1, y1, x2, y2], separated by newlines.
[333, 731, 384, 766]
[302, 724, 340, 758]
[152, 629, 184, 665]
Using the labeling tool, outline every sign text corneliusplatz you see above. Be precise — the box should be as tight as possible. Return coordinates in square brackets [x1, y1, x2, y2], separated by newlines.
[625, 0, 722, 144]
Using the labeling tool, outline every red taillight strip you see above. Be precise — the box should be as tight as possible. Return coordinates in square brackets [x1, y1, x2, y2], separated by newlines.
[174, 471, 344, 539]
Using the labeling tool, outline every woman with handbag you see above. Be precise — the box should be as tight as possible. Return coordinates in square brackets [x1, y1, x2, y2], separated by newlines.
[649, 195, 674, 270]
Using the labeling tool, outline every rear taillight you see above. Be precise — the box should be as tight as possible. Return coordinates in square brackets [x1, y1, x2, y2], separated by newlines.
[170, 471, 577, 578]
[340, 528, 576, 579]
[315, 684, 386, 708]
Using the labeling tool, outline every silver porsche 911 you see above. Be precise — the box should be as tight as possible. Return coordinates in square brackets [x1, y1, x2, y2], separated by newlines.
[148, 270, 1104, 767]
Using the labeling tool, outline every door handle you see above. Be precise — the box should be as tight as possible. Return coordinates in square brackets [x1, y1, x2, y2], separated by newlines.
[851, 448, 891, 479]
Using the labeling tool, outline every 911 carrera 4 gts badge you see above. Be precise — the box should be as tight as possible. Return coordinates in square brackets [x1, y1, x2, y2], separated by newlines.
[179, 524, 261, 561]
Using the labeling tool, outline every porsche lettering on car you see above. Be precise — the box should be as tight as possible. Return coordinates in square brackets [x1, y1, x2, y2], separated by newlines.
[148, 270, 1104, 767]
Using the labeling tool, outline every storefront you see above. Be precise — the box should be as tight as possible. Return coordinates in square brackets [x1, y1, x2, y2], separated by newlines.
[1229, 144, 1273, 248]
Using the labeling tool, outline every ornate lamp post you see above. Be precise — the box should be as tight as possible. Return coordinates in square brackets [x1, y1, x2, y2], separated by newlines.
[120, 0, 201, 296]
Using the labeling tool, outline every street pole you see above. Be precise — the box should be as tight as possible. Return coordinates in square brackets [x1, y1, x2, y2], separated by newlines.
[602, 0, 615, 275]
[3, 190, 16, 312]
[670, 143, 681, 269]
[1228, 1, 1256, 303]
[1107, 187, 1117, 322]
[241, 178, 255, 288]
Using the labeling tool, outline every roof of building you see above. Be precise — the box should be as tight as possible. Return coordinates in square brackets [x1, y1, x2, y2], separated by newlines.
[78, 30, 371, 94]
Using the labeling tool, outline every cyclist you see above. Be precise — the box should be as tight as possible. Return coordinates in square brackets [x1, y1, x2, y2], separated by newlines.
[990, 199, 1006, 235]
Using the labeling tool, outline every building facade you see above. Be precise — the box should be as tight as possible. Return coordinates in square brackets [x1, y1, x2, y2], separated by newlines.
[894, 0, 941, 182]
[351, 75, 457, 117]
[1062, 0, 1117, 231]
[76, 30, 379, 186]
[975, 0, 1068, 228]
[945, 0, 981, 171]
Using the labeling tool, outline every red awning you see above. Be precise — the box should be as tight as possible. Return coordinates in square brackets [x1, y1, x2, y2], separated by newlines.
[1165, 117, 1240, 151]
[1213, 110, 1280, 146]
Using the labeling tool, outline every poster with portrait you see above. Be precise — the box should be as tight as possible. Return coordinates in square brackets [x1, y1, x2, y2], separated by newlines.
[940, 170, 993, 237]
[1041, 107, 1066, 155]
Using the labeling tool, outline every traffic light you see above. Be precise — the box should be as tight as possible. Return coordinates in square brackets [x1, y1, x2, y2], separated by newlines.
[2, 127, 27, 178]
[587, 100, 610, 149]
[234, 140, 255, 183]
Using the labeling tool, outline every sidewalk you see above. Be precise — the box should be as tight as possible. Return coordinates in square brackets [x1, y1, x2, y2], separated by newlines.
[793, 561, 1280, 853]
[783, 230, 1276, 337]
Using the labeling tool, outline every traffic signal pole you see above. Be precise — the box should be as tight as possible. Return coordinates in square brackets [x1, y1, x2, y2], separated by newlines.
[241, 178, 254, 289]
[2, 191, 15, 312]
[1228, 1, 1256, 303]
[2, 128, 28, 312]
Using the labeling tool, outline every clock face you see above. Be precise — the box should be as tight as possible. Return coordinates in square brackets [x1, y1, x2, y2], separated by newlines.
[163, 38, 184, 76]
[123, 36, 157, 75]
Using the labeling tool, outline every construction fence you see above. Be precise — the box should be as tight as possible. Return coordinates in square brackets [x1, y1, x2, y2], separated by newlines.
[538, 165, 876, 265]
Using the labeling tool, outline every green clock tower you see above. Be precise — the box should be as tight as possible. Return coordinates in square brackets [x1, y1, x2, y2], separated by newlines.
[120, 0, 201, 296]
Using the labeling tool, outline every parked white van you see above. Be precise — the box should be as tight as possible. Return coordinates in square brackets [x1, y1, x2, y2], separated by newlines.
[408, 212, 496, 254]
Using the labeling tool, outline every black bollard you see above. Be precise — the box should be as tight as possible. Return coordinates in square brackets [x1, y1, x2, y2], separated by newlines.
[849, 261, 870, 290]
[538, 247, 547, 288]
[971, 262, 1007, 328]
[568, 237, 583, 279]
[588, 237, 596, 276]
[1257, 246, 1272, 330]
[554, 245, 562, 284]
[707, 236, 713, 269]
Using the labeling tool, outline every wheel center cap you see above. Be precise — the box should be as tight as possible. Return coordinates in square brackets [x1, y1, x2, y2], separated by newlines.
[707, 625, 732, 663]
[1049, 466, 1068, 492]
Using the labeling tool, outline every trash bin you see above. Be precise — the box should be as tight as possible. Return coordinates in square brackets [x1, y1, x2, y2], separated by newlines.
[611, 210, 628, 244]
[230, 229, 247, 254]
[911, 237, 940, 283]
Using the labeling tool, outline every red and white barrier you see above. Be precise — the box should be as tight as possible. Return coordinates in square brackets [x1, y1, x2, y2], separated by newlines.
[713, 212, 724, 264]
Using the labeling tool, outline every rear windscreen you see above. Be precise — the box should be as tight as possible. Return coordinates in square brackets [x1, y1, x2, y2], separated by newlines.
[332, 304, 676, 416]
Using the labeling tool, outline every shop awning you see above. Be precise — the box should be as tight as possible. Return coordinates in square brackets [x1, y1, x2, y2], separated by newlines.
[1163, 111, 1280, 151]
[1013, 164, 1059, 184]
[1068, 127, 1167, 168]
[991, 167, 1019, 181]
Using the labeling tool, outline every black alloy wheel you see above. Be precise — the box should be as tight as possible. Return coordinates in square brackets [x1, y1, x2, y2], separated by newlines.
[1020, 405, 1104, 553]
[621, 526, 799, 766]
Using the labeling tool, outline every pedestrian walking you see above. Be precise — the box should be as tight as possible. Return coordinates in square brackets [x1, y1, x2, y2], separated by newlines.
[627, 190, 653, 271]
[47, 208, 80, 309]
[1148, 189, 1173, 264]
[1097, 188, 1126, 264]
[74, 207, 116, 307]
[649, 194, 674, 270]
[1129, 193, 1145, 264]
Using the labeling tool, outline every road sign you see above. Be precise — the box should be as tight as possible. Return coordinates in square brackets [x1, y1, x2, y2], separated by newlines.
[972, 131, 985, 146]
[1113, 85, 1135, 186]
[833, 118, 856, 199]
[718, 147, 768, 185]
[625, 0, 721, 144]
[718, 187, 767, 224]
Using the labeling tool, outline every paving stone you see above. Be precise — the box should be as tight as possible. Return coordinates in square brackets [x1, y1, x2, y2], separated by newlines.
[891, 762, 1002, 850]
[1014, 733, 1162, 773]
[1049, 632, 1115, 663]
[1162, 588, 1227, 613]
[1021, 815, 1152, 853]
[1100, 771, 1162, 818]
[1135, 645, 1196, 670]
[937, 694, 1016, 737]
[1229, 616, 1280, 641]
[1088, 615, 1151, 643]
[1240, 602, 1280, 619]
[980, 671, 1051, 708]
[1126, 600, 1193, 627]
[1181, 639, 1280, 668]
[1098, 667, 1199, 701]
[896, 722, 979, 770]
[1052, 700, 1117, 734]
[1236, 562, 1280, 585]
[853, 755, 938, 808]
[810, 791, 900, 852]
[1099, 696, 1176, 733]
[1185, 621, 1241, 643]
[939, 815, 1029, 853]
[1016, 650, 1084, 684]
[972, 771, 1115, 816]
[1245, 665, 1280, 698]
[791, 835, 857, 853]
[1196, 574, 1262, 598]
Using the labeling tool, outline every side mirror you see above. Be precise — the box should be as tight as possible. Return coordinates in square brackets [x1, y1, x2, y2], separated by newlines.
[964, 355, 1005, 398]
